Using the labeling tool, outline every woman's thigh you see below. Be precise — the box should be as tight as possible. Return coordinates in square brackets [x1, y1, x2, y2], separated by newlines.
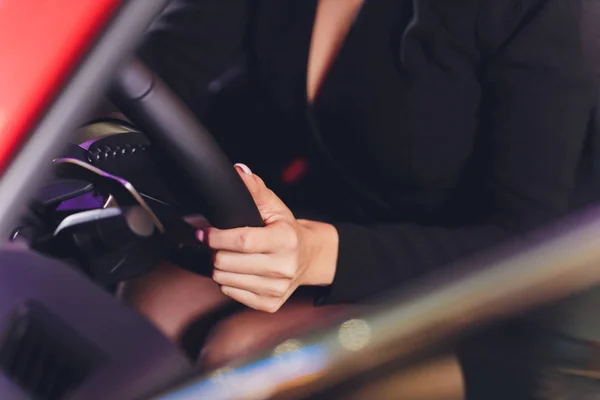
[200, 299, 465, 399]
[120, 261, 232, 341]
[199, 299, 351, 369]
[121, 264, 465, 398]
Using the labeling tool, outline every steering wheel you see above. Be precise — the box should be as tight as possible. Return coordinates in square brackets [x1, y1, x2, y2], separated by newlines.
[109, 58, 264, 231]
[19, 58, 264, 287]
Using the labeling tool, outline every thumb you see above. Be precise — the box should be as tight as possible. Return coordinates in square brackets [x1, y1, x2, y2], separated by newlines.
[234, 163, 264, 198]
[234, 163, 292, 219]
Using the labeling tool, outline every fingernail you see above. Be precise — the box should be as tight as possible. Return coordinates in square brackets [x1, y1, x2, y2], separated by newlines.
[196, 230, 205, 243]
[234, 163, 253, 176]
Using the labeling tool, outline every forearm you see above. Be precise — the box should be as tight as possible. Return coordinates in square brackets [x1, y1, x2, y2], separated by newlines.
[314, 222, 510, 305]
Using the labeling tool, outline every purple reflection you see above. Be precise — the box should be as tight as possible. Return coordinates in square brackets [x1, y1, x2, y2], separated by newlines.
[57, 193, 104, 211]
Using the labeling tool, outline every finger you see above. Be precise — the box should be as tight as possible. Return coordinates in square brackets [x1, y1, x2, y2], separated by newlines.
[234, 164, 291, 217]
[183, 215, 211, 229]
[220, 286, 282, 313]
[234, 163, 266, 200]
[205, 221, 298, 254]
[213, 250, 295, 278]
[212, 270, 290, 298]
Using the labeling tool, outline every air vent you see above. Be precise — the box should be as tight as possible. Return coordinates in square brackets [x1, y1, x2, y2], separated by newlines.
[0, 301, 106, 400]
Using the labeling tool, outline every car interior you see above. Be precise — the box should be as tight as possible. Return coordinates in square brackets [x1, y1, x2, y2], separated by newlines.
[0, 0, 599, 399]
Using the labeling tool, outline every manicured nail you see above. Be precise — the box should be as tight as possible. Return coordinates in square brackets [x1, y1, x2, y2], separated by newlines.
[196, 230, 205, 243]
[234, 163, 253, 176]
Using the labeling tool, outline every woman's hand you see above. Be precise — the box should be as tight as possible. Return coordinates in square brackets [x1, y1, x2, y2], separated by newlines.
[199, 163, 338, 313]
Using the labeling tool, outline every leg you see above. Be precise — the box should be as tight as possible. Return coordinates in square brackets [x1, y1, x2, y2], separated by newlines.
[200, 299, 350, 370]
[120, 261, 232, 342]
[122, 268, 464, 399]
[200, 300, 464, 400]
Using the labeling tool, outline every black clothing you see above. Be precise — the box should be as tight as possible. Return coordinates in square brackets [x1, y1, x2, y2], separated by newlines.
[138, 0, 595, 305]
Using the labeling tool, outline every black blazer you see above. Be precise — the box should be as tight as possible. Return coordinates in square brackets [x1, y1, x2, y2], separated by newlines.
[139, 0, 596, 304]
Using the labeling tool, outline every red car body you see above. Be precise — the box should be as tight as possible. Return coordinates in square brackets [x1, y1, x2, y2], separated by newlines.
[0, 0, 118, 172]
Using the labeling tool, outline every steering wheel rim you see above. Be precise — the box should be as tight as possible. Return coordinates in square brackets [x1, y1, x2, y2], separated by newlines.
[109, 58, 264, 230]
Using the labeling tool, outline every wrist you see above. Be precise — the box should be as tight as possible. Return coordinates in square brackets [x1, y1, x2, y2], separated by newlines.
[298, 220, 338, 287]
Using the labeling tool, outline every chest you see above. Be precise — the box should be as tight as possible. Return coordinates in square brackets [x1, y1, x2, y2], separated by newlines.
[306, 0, 365, 103]
[249, 0, 482, 193]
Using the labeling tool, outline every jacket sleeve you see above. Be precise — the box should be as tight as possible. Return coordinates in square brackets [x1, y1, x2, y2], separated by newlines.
[136, 0, 249, 110]
[316, 0, 596, 305]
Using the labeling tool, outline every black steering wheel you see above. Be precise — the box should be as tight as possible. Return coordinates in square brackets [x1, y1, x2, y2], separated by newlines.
[109, 58, 264, 231]
[20, 58, 265, 286]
